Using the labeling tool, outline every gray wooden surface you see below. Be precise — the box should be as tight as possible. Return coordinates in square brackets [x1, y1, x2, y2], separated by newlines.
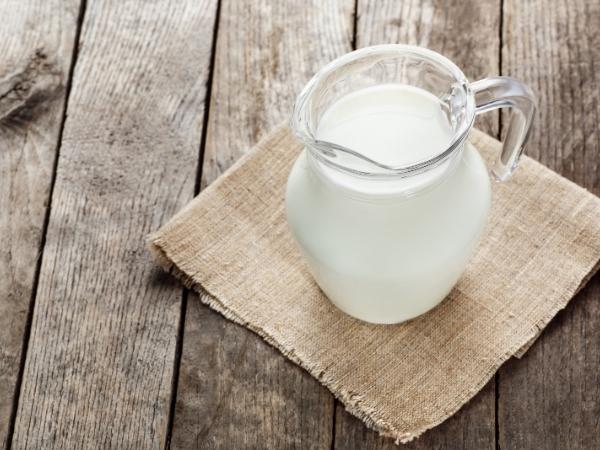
[1, 0, 598, 448]
[0, 0, 81, 446]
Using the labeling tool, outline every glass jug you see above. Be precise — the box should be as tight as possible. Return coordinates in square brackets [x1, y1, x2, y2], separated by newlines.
[286, 44, 535, 324]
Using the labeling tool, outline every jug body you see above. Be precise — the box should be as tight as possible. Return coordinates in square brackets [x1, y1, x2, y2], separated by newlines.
[286, 142, 490, 324]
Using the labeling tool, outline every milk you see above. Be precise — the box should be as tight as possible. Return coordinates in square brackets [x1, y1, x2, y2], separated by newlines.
[317, 84, 454, 168]
[286, 84, 491, 324]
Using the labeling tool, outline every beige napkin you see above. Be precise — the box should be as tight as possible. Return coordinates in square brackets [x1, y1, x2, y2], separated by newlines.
[149, 125, 600, 443]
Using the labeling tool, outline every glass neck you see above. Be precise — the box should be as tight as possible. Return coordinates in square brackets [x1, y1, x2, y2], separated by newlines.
[305, 142, 465, 200]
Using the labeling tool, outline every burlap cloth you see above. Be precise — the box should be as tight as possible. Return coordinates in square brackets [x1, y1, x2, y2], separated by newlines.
[149, 125, 600, 443]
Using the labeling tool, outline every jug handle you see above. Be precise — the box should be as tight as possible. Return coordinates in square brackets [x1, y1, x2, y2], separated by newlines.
[470, 77, 536, 181]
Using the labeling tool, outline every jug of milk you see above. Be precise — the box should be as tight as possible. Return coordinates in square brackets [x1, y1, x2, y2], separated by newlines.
[286, 44, 535, 324]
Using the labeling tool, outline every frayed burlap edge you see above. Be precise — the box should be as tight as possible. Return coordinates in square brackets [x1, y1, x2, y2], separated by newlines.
[514, 258, 600, 358]
[148, 238, 414, 443]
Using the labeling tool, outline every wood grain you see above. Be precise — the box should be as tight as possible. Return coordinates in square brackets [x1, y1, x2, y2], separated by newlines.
[10, 0, 218, 448]
[0, 0, 81, 447]
[171, 0, 354, 447]
[333, 0, 500, 447]
[498, 1, 600, 448]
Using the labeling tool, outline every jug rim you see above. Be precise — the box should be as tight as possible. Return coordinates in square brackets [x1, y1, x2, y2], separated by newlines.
[291, 44, 477, 178]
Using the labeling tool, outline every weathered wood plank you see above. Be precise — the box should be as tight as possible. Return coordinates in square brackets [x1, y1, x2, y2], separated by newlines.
[333, 0, 500, 447]
[171, 0, 355, 447]
[10, 1, 218, 448]
[498, 1, 600, 448]
[335, 383, 496, 449]
[0, 0, 81, 447]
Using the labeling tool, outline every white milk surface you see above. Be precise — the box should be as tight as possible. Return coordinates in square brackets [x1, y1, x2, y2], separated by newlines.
[286, 84, 491, 323]
[317, 84, 454, 167]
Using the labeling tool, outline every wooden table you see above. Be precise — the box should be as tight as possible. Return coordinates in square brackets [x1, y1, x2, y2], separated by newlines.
[1, 1, 598, 448]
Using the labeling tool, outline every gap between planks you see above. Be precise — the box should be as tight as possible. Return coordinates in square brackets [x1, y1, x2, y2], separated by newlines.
[495, 0, 504, 449]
